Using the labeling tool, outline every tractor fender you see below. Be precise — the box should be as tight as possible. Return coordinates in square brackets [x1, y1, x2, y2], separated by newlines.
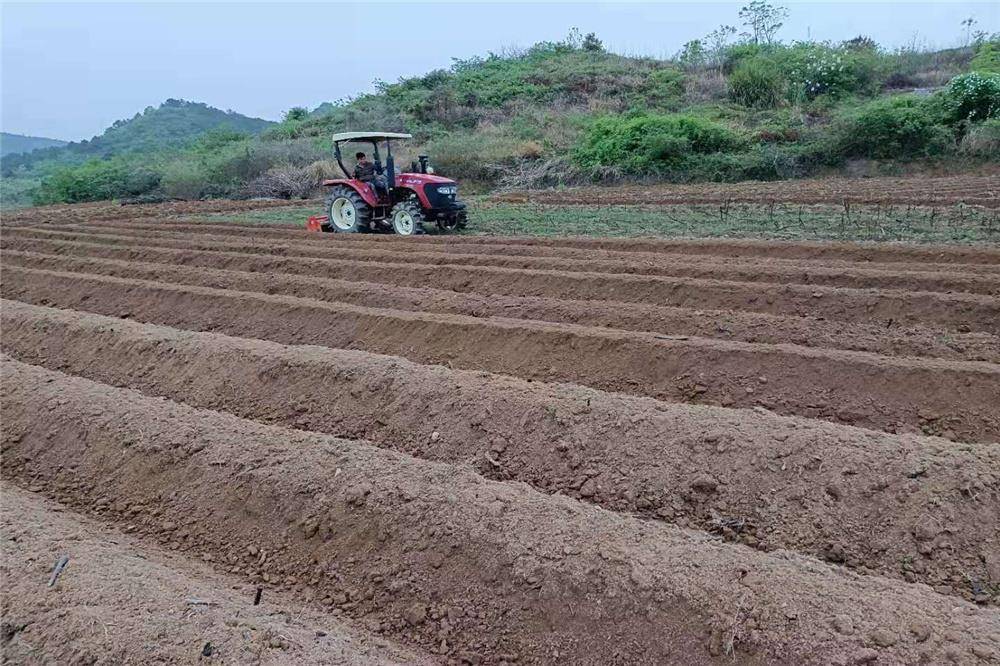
[322, 179, 381, 207]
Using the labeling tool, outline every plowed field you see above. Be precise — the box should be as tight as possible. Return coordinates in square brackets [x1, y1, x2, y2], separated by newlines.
[2, 210, 1000, 665]
[494, 173, 1000, 207]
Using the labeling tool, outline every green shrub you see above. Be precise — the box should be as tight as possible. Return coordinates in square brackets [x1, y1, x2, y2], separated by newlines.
[970, 42, 1000, 74]
[722, 43, 768, 74]
[574, 112, 743, 174]
[645, 68, 686, 107]
[833, 96, 953, 159]
[784, 44, 881, 100]
[729, 58, 785, 107]
[160, 160, 208, 199]
[724, 43, 883, 106]
[942, 72, 1000, 122]
[35, 157, 160, 204]
[960, 118, 1000, 156]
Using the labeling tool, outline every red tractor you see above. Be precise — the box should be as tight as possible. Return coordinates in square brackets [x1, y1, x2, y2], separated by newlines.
[311, 131, 467, 235]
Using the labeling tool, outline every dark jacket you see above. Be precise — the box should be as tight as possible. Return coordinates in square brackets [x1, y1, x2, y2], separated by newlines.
[353, 160, 376, 181]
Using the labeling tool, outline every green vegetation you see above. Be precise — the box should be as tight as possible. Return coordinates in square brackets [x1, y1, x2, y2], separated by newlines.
[4, 8, 999, 208]
[575, 113, 743, 175]
[189, 198, 1000, 244]
[2, 100, 273, 206]
[832, 97, 953, 159]
[960, 118, 1000, 156]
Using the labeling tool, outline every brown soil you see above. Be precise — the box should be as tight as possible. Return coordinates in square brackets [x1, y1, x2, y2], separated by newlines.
[0, 483, 428, 665]
[3, 205, 1000, 664]
[6, 249, 997, 362]
[59, 220, 1000, 275]
[5, 266, 999, 442]
[0, 197, 314, 227]
[52, 216, 1000, 263]
[4, 358, 1000, 666]
[491, 173, 1000, 207]
[9, 227, 1000, 295]
[3, 299, 998, 602]
[6, 235, 999, 332]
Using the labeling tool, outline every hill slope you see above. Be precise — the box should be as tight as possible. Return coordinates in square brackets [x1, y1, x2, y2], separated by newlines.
[274, 35, 997, 188]
[2, 99, 274, 171]
[1, 133, 68, 157]
[6, 20, 1000, 208]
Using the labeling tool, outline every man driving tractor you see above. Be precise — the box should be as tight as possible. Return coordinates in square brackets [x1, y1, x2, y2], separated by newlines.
[354, 151, 387, 197]
[310, 131, 467, 235]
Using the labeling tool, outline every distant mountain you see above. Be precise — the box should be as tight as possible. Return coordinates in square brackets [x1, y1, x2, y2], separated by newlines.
[1, 132, 68, 157]
[2, 99, 275, 171]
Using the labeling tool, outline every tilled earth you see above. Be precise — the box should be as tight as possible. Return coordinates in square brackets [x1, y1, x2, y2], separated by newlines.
[493, 173, 1000, 207]
[2, 206, 1000, 665]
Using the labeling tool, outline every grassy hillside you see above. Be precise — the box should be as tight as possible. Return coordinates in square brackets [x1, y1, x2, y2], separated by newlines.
[5, 7, 1000, 208]
[1, 133, 67, 157]
[279, 32, 999, 188]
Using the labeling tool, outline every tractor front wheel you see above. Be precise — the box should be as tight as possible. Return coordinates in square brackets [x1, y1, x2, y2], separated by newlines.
[390, 200, 425, 236]
[325, 186, 371, 233]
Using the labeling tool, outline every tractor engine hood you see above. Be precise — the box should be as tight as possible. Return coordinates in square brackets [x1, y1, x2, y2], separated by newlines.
[396, 172, 457, 187]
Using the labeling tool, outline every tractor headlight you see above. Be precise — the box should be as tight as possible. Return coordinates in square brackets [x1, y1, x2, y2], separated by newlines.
[437, 185, 457, 195]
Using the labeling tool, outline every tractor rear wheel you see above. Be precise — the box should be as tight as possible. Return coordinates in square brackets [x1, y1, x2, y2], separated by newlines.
[390, 200, 425, 236]
[325, 186, 371, 233]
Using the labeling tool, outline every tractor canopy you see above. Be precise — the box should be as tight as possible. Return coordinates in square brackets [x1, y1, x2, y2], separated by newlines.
[330, 132, 413, 143]
[330, 131, 415, 182]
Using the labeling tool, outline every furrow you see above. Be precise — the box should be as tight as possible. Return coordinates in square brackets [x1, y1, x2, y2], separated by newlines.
[5, 235, 998, 332]
[4, 266, 999, 442]
[6, 249, 999, 363]
[63, 221, 1000, 276]
[3, 299, 998, 601]
[0, 483, 426, 665]
[4, 358, 1000, 665]
[54, 219, 1000, 268]
[9, 227, 999, 295]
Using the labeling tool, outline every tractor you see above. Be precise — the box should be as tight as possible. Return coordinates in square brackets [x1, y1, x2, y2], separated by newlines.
[310, 131, 467, 235]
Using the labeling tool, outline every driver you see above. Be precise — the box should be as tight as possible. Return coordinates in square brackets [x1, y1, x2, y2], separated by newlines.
[353, 151, 375, 181]
[354, 151, 387, 197]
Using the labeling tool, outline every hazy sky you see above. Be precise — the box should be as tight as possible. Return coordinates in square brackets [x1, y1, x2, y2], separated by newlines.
[2, 1, 997, 141]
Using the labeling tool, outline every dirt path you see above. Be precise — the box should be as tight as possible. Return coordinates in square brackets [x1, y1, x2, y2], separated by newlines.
[5, 358, 1000, 665]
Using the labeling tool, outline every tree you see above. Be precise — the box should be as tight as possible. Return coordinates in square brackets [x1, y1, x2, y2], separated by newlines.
[678, 40, 706, 69]
[961, 17, 977, 46]
[738, 1, 788, 45]
[582, 32, 604, 52]
[564, 27, 583, 49]
[284, 107, 309, 122]
[705, 25, 737, 69]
